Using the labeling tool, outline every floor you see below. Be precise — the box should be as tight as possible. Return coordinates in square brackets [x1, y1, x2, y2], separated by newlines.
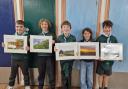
[0, 85, 80, 89]
[108, 72, 128, 89]
[0, 72, 128, 89]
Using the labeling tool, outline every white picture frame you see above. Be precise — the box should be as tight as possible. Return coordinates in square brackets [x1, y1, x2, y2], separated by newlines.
[4, 35, 27, 54]
[30, 35, 52, 53]
[100, 43, 123, 60]
[78, 42, 99, 59]
[55, 42, 78, 60]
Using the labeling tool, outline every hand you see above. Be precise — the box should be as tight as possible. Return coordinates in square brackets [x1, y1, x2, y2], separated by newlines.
[29, 38, 30, 42]
[52, 40, 55, 44]
[118, 60, 123, 62]
[54, 46, 58, 52]
[25, 46, 30, 51]
[97, 57, 103, 61]
[1, 42, 5, 47]
[76, 52, 79, 56]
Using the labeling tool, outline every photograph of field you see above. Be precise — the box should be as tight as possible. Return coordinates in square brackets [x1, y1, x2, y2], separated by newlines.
[7, 39, 24, 50]
[78, 42, 99, 59]
[59, 49, 74, 57]
[33, 39, 49, 49]
[56, 42, 99, 60]
[80, 45, 96, 56]
[55, 42, 78, 60]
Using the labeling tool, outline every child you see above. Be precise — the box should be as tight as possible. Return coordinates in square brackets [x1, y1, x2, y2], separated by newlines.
[56, 20, 76, 89]
[5, 20, 30, 89]
[96, 20, 118, 89]
[37, 18, 55, 89]
[80, 28, 94, 89]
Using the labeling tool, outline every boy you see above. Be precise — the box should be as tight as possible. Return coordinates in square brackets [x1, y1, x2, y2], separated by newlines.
[4, 20, 30, 89]
[96, 20, 118, 89]
[37, 19, 55, 89]
[56, 20, 76, 89]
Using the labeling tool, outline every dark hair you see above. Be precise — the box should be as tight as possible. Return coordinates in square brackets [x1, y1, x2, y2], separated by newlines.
[16, 20, 24, 25]
[82, 27, 93, 41]
[61, 20, 72, 29]
[102, 20, 113, 28]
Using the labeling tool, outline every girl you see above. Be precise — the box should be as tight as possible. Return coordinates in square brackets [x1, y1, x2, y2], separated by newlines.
[80, 27, 94, 89]
[37, 19, 55, 89]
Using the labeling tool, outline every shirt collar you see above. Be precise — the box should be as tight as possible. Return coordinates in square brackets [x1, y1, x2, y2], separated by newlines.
[63, 33, 70, 38]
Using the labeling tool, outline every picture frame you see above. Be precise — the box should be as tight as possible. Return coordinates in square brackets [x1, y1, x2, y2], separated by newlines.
[78, 42, 99, 59]
[4, 35, 27, 53]
[55, 42, 78, 60]
[100, 43, 123, 60]
[55, 42, 99, 60]
[30, 35, 52, 53]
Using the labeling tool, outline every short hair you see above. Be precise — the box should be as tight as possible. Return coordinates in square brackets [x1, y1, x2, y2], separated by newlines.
[61, 20, 72, 29]
[82, 27, 93, 40]
[102, 20, 113, 28]
[38, 18, 51, 29]
[16, 20, 24, 25]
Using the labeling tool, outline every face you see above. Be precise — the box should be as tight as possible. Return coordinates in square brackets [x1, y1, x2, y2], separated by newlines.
[83, 31, 91, 41]
[62, 25, 71, 35]
[103, 26, 112, 36]
[16, 24, 25, 35]
[40, 21, 49, 32]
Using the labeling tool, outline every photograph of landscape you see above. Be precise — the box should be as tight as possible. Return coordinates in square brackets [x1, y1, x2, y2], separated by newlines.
[4, 35, 27, 53]
[33, 39, 49, 49]
[30, 35, 52, 53]
[78, 42, 99, 59]
[55, 42, 77, 60]
[55, 42, 99, 60]
[59, 49, 74, 57]
[101, 43, 123, 60]
[80, 45, 96, 56]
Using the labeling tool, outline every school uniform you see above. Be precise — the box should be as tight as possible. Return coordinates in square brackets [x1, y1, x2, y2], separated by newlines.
[96, 34, 118, 76]
[8, 33, 30, 87]
[37, 31, 55, 89]
[57, 34, 76, 89]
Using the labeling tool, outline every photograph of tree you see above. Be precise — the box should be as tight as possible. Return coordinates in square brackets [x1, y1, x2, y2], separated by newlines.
[30, 35, 52, 53]
[33, 39, 49, 49]
[4, 35, 27, 53]
[7, 39, 24, 49]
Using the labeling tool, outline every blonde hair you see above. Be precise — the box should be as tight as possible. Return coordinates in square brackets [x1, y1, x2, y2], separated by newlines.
[38, 18, 51, 29]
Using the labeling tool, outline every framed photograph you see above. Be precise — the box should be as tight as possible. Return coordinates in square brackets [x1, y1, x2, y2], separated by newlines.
[4, 35, 27, 53]
[55, 42, 78, 60]
[101, 43, 123, 60]
[78, 42, 99, 59]
[30, 35, 52, 53]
